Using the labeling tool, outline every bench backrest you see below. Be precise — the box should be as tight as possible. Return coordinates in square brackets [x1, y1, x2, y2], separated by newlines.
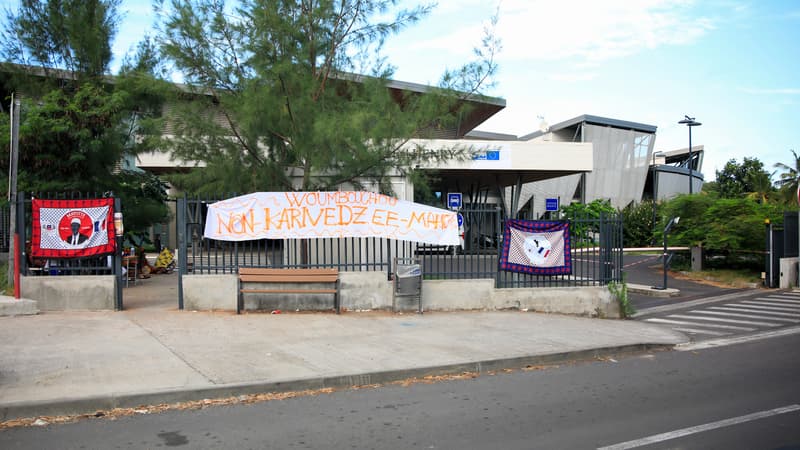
[239, 267, 339, 284]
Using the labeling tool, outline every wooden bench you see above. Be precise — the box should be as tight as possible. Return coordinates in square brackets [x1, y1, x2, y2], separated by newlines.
[238, 267, 340, 314]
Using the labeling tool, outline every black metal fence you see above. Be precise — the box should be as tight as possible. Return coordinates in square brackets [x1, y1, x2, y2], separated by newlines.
[0, 203, 9, 253]
[764, 211, 799, 288]
[12, 191, 120, 277]
[178, 195, 623, 289]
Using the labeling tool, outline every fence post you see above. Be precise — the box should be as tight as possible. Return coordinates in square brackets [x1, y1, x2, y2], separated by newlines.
[616, 213, 624, 282]
[114, 196, 123, 310]
[599, 212, 613, 285]
[177, 195, 187, 309]
[16, 192, 27, 276]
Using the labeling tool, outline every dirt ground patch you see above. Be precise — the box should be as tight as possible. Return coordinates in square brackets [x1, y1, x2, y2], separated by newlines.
[671, 270, 764, 289]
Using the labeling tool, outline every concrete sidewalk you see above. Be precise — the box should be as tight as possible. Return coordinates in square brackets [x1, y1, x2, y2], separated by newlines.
[0, 304, 687, 421]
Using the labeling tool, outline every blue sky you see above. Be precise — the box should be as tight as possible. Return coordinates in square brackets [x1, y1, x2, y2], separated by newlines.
[3, 0, 799, 182]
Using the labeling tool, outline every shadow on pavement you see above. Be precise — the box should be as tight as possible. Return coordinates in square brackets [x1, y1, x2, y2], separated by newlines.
[121, 269, 179, 311]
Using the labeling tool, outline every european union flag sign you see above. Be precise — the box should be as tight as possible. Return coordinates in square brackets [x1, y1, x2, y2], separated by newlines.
[472, 150, 500, 160]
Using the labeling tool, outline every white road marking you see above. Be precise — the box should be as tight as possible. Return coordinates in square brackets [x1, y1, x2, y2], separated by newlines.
[633, 290, 758, 317]
[760, 297, 800, 304]
[597, 404, 800, 450]
[690, 310, 800, 323]
[668, 314, 781, 327]
[770, 293, 800, 298]
[740, 301, 800, 311]
[644, 317, 754, 331]
[671, 327, 729, 336]
[712, 306, 800, 318]
[677, 326, 800, 351]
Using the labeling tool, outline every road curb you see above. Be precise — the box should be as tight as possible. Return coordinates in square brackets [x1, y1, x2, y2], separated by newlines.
[627, 284, 680, 298]
[0, 343, 675, 422]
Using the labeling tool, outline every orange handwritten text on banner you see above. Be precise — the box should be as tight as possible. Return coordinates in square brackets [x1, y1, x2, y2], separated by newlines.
[204, 192, 458, 245]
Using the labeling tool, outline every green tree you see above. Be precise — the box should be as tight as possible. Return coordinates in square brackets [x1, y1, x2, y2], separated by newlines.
[559, 199, 616, 244]
[155, 0, 500, 194]
[0, 0, 171, 236]
[701, 180, 720, 196]
[715, 157, 774, 200]
[620, 200, 656, 247]
[774, 149, 799, 205]
[1, 0, 120, 78]
[743, 168, 775, 204]
[658, 194, 714, 249]
[661, 194, 781, 255]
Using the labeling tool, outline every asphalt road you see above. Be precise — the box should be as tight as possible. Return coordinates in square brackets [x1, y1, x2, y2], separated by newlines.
[621, 253, 745, 311]
[621, 253, 800, 345]
[2, 333, 798, 449]
[635, 289, 800, 342]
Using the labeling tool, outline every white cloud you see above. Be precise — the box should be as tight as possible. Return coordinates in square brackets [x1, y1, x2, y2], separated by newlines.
[410, 0, 715, 67]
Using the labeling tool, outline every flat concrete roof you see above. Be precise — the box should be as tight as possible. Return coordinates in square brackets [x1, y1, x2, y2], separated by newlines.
[520, 114, 658, 140]
[412, 139, 592, 188]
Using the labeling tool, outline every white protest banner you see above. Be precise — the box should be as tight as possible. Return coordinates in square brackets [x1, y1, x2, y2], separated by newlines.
[203, 192, 459, 245]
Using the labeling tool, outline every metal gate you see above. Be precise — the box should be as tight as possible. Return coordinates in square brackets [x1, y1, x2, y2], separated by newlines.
[765, 222, 785, 289]
[10, 191, 124, 309]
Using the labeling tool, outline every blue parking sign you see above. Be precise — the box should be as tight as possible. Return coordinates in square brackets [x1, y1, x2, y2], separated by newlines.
[448, 193, 462, 210]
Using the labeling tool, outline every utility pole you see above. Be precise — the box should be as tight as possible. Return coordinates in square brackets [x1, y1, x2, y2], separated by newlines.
[7, 95, 20, 287]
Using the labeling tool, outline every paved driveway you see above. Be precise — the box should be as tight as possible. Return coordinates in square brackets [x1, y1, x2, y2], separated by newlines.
[621, 253, 749, 311]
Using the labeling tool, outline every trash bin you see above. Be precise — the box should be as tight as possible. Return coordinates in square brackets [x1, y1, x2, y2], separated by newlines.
[393, 257, 422, 313]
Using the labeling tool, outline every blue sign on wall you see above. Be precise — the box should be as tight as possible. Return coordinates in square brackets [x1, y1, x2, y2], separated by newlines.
[448, 192, 462, 209]
[545, 198, 559, 212]
[472, 150, 500, 160]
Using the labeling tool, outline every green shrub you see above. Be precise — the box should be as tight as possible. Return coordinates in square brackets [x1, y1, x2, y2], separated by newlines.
[660, 194, 783, 253]
[621, 200, 656, 247]
[608, 281, 635, 319]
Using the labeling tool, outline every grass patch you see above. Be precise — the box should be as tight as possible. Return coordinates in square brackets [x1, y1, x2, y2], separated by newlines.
[0, 262, 11, 296]
[608, 281, 635, 318]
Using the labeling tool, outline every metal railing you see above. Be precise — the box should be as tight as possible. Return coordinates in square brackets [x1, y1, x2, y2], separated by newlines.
[179, 195, 623, 288]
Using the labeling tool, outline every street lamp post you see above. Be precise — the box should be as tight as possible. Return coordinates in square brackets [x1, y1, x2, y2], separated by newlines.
[678, 115, 701, 194]
[651, 151, 665, 244]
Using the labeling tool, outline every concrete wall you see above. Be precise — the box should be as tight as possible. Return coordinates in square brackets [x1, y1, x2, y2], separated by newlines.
[420, 279, 495, 310]
[182, 272, 394, 312]
[340, 272, 393, 311]
[422, 279, 618, 317]
[780, 257, 798, 289]
[181, 274, 620, 317]
[182, 274, 238, 311]
[493, 286, 619, 317]
[21, 275, 115, 311]
[21, 272, 622, 318]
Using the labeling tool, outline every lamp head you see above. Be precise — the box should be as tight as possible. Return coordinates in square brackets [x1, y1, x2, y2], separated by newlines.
[664, 216, 681, 233]
[679, 116, 702, 126]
